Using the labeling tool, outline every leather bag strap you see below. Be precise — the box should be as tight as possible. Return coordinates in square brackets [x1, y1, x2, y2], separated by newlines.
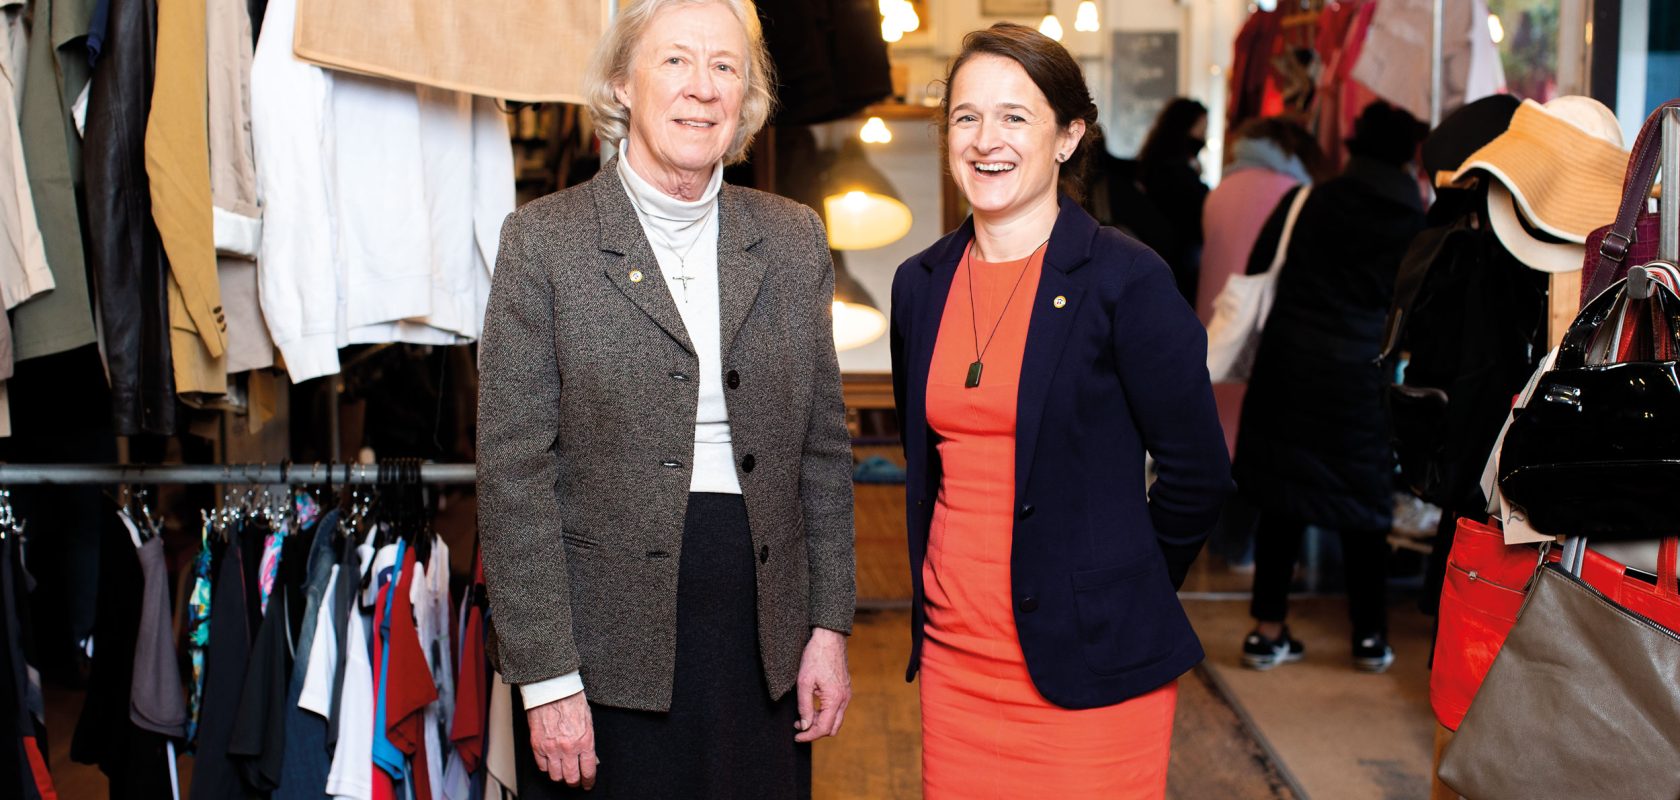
[1587, 99, 1680, 298]
[1556, 278, 1680, 368]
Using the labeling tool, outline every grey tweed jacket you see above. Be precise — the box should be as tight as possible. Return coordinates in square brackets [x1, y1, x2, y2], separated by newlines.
[477, 159, 857, 712]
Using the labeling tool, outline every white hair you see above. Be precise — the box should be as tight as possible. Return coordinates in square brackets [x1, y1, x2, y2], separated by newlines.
[585, 0, 777, 165]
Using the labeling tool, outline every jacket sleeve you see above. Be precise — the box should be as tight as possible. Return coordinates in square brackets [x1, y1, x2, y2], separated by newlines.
[1111, 246, 1235, 587]
[798, 207, 857, 635]
[476, 213, 580, 684]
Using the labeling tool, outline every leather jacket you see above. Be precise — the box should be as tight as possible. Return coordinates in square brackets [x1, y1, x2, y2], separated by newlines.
[83, 0, 177, 435]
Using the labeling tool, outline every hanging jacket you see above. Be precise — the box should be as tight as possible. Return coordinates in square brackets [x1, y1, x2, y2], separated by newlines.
[83, 0, 177, 434]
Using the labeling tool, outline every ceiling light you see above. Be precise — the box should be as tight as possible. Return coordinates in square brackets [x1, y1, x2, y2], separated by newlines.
[881, 18, 903, 43]
[860, 116, 893, 144]
[891, 2, 919, 34]
[1039, 14, 1064, 42]
[832, 262, 889, 351]
[1075, 1, 1100, 32]
[822, 139, 913, 251]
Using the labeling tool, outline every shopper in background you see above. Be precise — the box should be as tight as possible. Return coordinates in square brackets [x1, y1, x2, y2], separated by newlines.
[1235, 100, 1429, 674]
[890, 23, 1232, 799]
[1197, 116, 1325, 568]
[1137, 97, 1211, 303]
[477, 0, 857, 796]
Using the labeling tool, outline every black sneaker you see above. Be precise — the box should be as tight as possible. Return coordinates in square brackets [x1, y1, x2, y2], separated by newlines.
[1352, 633, 1395, 673]
[1241, 627, 1305, 670]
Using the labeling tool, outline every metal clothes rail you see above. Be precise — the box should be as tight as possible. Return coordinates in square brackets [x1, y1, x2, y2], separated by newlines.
[0, 463, 477, 486]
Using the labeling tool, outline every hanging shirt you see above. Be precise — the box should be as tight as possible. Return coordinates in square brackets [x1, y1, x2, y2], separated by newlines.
[129, 536, 187, 738]
[324, 585, 374, 800]
[445, 554, 487, 799]
[370, 540, 406, 786]
[185, 519, 214, 745]
[385, 543, 437, 800]
[483, 674, 516, 799]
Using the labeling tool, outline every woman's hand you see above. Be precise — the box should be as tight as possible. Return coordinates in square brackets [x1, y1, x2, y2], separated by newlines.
[794, 628, 851, 742]
[528, 690, 599, 789]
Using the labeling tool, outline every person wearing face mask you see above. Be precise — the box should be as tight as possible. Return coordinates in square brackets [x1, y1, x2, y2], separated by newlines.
[1235, 100, 1429, 675]
[476, 1, 857, 796]
[1137, 97, 1212, 304]
[889, 23, 1233, 799]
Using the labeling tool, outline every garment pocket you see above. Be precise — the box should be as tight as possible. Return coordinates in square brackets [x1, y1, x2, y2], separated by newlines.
[560, 532, 602, 553]
[1070, 559, 1176, 676]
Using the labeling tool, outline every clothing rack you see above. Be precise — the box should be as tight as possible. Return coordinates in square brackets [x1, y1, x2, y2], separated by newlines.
[0, 462, 477, 485]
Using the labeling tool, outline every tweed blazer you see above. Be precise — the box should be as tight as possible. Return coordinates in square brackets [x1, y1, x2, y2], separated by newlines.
[477, 160, 856, 713]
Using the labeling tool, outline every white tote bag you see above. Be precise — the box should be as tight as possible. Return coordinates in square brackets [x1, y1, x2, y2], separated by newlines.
[1204, 186, 1312, 383]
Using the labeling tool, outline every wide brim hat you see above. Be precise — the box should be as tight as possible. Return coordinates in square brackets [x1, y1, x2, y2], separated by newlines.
[1449, 96, 1628, 245]
[1486, 181, 1584, 273]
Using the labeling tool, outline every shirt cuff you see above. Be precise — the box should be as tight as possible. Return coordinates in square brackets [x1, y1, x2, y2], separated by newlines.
[520, 671, 585, 709]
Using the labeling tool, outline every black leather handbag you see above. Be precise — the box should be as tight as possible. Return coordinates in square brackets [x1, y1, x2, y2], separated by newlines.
[1497, 276, 1680, 540]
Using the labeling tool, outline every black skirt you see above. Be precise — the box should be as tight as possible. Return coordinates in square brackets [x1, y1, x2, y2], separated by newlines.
[514, 493, 811, 799]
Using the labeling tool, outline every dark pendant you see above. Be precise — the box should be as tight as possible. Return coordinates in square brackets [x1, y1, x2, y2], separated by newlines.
[965, 361, 983, 388]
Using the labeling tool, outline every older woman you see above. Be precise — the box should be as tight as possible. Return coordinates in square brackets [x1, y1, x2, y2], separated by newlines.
[890, 24, 1232, 798]
[476, 1, 856, 796]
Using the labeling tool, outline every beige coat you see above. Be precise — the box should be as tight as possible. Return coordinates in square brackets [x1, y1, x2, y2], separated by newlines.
[147, 0, 226, 394]
[292, 0, 605, 103]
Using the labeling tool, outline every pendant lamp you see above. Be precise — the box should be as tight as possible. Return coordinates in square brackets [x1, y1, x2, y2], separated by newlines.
[821, 138, 913, 251]
[831, 254, 889, 351]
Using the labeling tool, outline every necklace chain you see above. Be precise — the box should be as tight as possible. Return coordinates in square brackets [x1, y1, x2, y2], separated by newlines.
[624, 185, 716, 304]
[964, 238, 1048, 388]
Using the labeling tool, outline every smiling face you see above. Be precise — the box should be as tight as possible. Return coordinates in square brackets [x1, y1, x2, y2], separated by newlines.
[616, 2, 746, 185]
[946, 54, 1086, 222]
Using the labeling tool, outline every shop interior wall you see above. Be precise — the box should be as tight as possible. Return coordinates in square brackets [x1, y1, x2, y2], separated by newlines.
[834, 0, 1247, 374]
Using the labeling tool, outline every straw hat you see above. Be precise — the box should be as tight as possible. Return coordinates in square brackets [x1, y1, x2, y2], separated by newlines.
[1486, 181, 1583, 273]
[1449, 96, 1628, 244]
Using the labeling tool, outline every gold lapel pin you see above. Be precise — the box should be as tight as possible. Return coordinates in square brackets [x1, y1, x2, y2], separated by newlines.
[1053, 295, 1067, 308]
[630, 269, 645, 283]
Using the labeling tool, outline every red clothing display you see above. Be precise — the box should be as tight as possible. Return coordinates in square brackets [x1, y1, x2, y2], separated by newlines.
[449, 554, 488, 773]
[386, 546, 438, 798]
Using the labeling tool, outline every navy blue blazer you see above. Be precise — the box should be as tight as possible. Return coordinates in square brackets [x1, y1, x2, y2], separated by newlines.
[889, 196, 1235, 710]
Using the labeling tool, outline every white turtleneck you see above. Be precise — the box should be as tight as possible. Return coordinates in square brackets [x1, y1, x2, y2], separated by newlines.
[617, 142, 742, 497]
[520, 145, 743, 710]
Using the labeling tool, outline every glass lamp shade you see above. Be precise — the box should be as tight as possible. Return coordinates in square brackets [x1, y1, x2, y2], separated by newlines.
[822, 139, 912, 250]
[832, 262, 888, 351]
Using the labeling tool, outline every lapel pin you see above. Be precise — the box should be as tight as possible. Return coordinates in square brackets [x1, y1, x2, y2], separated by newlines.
[1053, 295, 1067, 309]
[630, 269, 644, 283]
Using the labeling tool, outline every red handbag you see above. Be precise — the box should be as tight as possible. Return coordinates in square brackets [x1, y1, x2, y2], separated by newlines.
[1430, 518, 1680, 730]
[1581, 98, 1680, 300]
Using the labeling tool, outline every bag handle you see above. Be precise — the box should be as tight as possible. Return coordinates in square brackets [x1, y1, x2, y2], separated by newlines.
[1556, 277, 1680, 369]
[1265, 186, 1313, 276]
[1586, 98, 1680, 299]
[1661, 537, 1679, 602]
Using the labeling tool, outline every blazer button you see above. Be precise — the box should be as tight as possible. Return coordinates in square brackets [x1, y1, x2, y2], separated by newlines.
[741, 454, 756, 473]
[669, 371, 690, 382]
[661, 459, 682, 469]
[1017, 503, 1035, 520]
[759, 544, 770, 564]
[1018, 596, 1039, 613]
[727, 370, 741, 389]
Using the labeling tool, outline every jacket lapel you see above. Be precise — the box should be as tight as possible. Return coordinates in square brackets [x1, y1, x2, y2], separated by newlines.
[716, 185, 769, 358]
[907, 220, 971, 503]
[593, 159, 696, 355]
[1014, 197, 1096, 500]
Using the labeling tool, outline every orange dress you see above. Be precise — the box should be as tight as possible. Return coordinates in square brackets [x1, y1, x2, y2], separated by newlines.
[920, 244, 1178, 799]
